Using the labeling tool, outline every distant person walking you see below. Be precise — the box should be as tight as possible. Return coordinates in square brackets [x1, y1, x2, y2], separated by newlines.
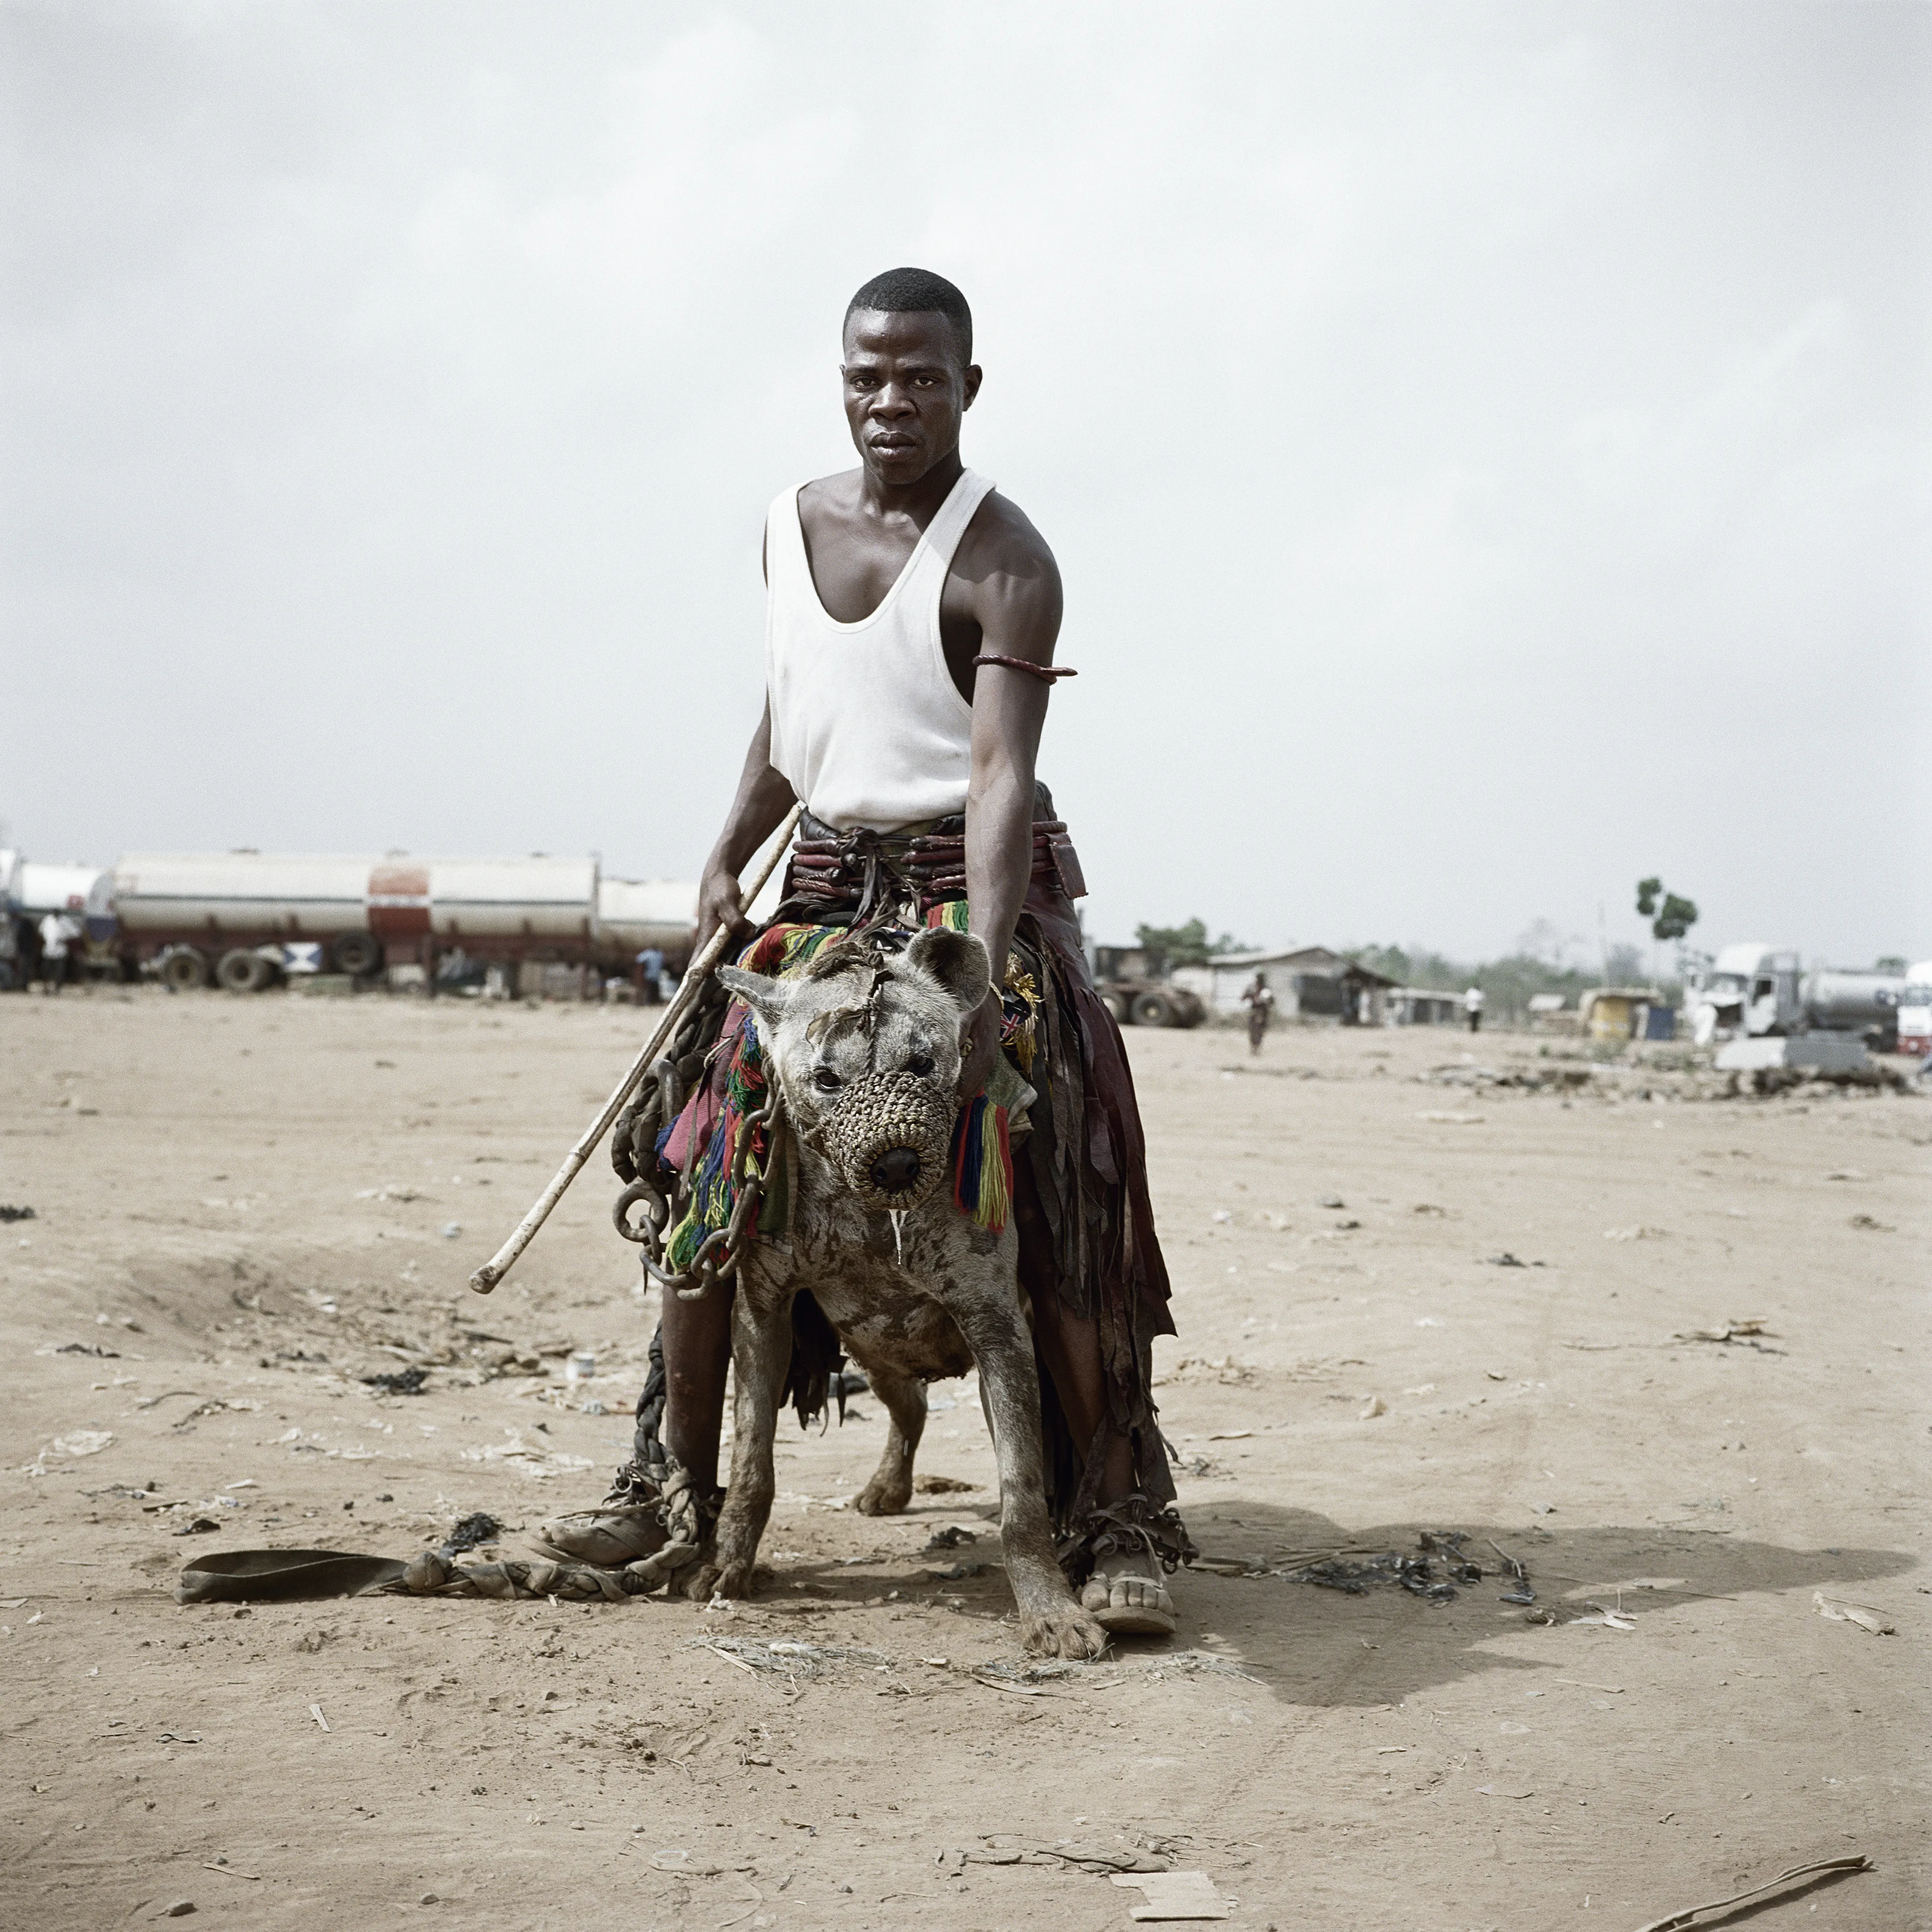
[38, 912, 78, 993]
[1463, 985, 1485, 1033]
[634, 946, 666, 1005]
[1243, 971, 1275, 1055]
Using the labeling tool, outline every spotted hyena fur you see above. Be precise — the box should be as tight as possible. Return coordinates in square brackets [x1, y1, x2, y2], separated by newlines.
[691, 926, 1105, 1660]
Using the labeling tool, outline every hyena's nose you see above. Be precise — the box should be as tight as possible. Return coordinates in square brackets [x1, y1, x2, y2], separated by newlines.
[870, 1147, 923, 1196]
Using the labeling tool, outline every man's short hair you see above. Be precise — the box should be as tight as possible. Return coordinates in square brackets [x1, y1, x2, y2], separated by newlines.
[845, 267, 972, 362]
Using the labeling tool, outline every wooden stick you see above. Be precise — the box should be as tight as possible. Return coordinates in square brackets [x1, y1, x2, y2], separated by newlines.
[467, 806, 803, 1296]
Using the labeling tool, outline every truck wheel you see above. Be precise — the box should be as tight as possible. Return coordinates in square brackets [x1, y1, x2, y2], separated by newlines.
[1132, 991, 1176, 1028]
[332, 932, 382, 977]
[1105, 993, 1132, 1024]
[217, 948, 277, 993]
[159, 948, 210, 992]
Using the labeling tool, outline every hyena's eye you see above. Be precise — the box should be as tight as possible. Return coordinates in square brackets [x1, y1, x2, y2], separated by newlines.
[812, 1068, 843, 1094]
[905, 1052, 934, 1078]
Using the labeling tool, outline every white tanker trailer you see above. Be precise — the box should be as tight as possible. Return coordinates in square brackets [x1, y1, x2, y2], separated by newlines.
[1691, 943, 1908, 1052]
[110, 852, 694, 994]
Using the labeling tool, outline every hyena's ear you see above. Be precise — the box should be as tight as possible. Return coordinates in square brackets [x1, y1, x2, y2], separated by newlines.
[716, 965, 793, 1034]
[904, 926, 992, 1015]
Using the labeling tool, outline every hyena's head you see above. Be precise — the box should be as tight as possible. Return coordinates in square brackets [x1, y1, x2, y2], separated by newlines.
[717, 927, 989, 1213]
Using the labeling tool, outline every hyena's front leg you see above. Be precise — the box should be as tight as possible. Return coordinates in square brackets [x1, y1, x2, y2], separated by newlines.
[688, 1279, 791, 1601]
[957, 1299, 1106, 1660]
[854, 1358, 927, 1516]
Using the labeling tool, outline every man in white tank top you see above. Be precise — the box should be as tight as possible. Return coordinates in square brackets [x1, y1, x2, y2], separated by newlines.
[548, 270, 1188, 1634]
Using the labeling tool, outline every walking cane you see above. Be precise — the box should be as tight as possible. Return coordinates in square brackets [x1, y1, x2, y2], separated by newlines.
[467, 805, 804, 1296]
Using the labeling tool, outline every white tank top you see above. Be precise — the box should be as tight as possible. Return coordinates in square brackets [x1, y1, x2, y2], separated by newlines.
[765, 468, 997, 832]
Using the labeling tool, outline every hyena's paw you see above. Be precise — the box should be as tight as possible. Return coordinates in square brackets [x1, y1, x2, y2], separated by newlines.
[854, 1469, 913, 1516]
[1020, 1602, 1109, 1660]
[686, 1557, 758, 1602]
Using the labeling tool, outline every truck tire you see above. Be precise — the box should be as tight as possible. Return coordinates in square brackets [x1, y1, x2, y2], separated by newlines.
[1132, 991, 1177, 1028]
[217, 948, 277, 993]
[159, 948, 210, 992]
[332, 932, 383, 977]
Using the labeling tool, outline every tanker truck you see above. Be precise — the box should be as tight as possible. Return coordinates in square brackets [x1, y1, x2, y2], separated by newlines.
[1691, 943, 1907, 1054]
[0, 854, 120, 989]
[109, 851, 692, 995]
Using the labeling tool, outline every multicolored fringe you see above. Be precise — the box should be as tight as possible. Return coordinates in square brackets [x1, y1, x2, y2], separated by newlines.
[950, 1091, 1013, 1235]
[923, 900, 1031, 1236]
[663, 911, 1028, 1254]
[663, 923, 842, 1269]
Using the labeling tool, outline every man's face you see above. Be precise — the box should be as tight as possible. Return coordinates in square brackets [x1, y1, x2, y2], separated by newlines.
[841, 309, 982, 488]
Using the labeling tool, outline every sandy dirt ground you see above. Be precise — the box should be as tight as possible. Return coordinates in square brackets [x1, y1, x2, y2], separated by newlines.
[3, 986, 1926, 1931]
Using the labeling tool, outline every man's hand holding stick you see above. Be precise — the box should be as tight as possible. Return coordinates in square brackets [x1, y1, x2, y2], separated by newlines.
[467, 803, 803, 1296]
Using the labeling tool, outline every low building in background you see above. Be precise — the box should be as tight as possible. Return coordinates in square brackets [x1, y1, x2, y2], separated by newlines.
[1171, 946, 1397, 1025]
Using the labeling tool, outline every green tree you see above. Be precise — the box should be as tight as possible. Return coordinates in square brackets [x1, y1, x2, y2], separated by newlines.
[1635, 877, 1699, 943]
[1135, 918, 1250, 975]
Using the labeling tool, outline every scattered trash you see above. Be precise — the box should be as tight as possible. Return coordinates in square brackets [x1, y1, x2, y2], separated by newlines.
[1411, 1202, 1445, 1216]
[923, 1561, 987, 1582]
[1603, 1226, 1668, 1241]
[1568, 1606, 1637, 1631]
[1630, 1855, 1871, 1932]
[1849, 1214, 1895, 1232]
[54, 1341, 119, 1357]
[172, 1517, 222, 1537]
[361, 1367, 428, 1396]
[158, 1903, 197, 1918]
[1675, 1319, 1782, 1351]
[1357, 1396, 1387, 1420]
[685, 1637, 892, 1680]
[1110, 1869, 1229, 1920]
[1416, 1110, 1484, 1124]
[924, 1524, 979, 1550]
[354, 1186, 422, 1202]
[1824, 1168, 1867, 1182]
[1487, 1538, 1535, 1605]
[1286, 1531, 1478, 1603]
[565, 1350, 597, 1384]
[440, 1512, 504, 1557]
[1813, 1591, 1894, 1636]
[913, 1474, 978, 1494]
[1210, 1210, 1233, 1223]
[199, 1863, 261, 1882]
[1206, 1429, 1252, 1441]
[440, 1222, 461, 1239]
[0, 1205, 36, 1223]
[458, 1430, 594, 1479]
[1317, 1194, 1345, 1209]
[1486, 1252, 1546, 1268]
[27, 1428, 115, 1474]
[309, 1704, 330, 1731]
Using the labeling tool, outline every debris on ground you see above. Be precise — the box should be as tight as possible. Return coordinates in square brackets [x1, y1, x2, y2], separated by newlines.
[439, 1511, 504, 1556]
[1675, 1319, 1783, 1351]
[1111, 1869, 1231, 1920]
[1285, 1530, 1486, 1603]
[924, 1524, 979, 1549]
[913, 1474, 978, 1494]
[1813, 1591, 1895, 1635]
[458, 1430, 594, 1479]
[0, 1205, 36, 1223]
[686, 1637, 892, 1680]
[361, 1366, 429, 1395]
[1630, 1854, 1871, 1932]
[1485, 1252, 1546, 1267]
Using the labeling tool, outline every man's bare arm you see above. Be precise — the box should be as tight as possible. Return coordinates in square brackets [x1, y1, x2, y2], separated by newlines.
[959, 509, 1063, 1097]
[696, 699, 797, 952]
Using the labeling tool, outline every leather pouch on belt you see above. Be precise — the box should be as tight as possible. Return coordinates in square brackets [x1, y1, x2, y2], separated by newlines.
[1046, 833, 1087, 900]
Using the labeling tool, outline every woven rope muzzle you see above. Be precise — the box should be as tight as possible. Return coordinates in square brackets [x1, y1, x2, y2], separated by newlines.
[811, 1070, 957, 1213]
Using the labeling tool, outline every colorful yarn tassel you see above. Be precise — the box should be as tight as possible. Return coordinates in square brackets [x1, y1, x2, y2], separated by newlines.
[950, 1092, 1013, 1236]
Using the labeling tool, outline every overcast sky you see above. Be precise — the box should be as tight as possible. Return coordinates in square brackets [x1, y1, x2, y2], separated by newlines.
[5, 1, 1926, 967]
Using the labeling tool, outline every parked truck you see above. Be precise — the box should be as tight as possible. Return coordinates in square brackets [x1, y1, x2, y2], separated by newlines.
[1690, 943, 1907, 1052]
[107, 851, 696, 995]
